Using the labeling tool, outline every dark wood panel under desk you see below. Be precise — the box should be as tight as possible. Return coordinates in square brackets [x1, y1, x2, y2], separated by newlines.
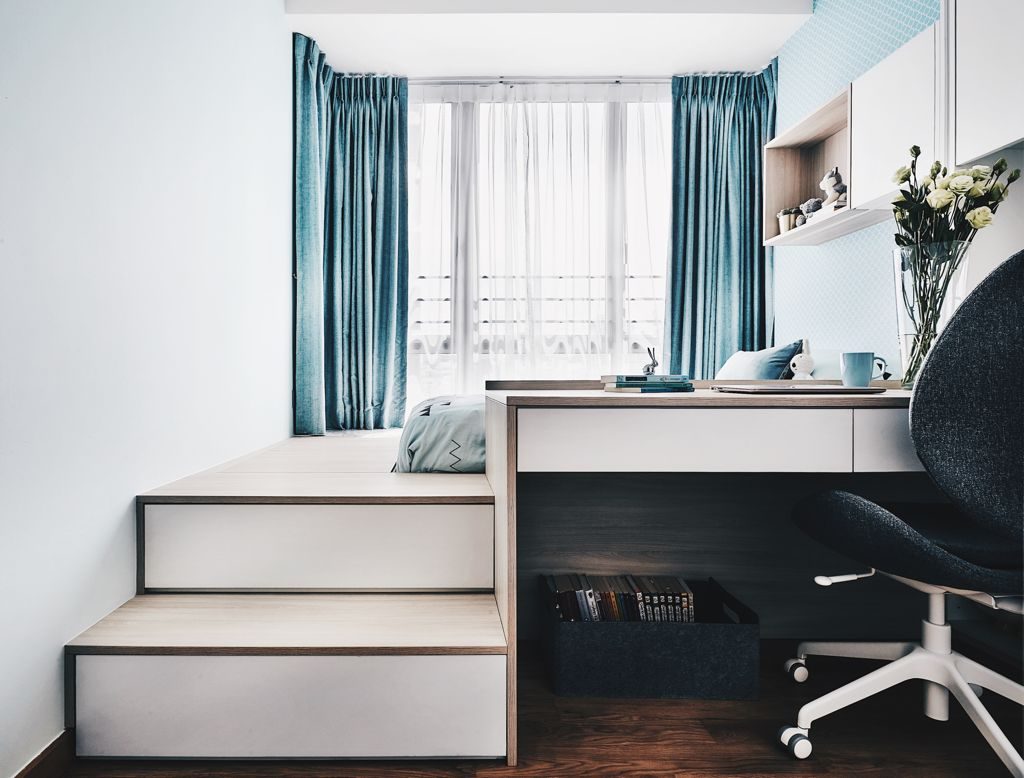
[516, 472, 943, 640]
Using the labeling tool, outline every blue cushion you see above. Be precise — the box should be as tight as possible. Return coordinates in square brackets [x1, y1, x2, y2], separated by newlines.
[395, 395, 486, 473]
[714, 341, 803, 380]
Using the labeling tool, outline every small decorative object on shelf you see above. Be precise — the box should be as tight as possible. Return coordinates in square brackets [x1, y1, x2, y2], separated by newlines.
[891, 145, 1019, 387]
[642, 346, 658, 376]
[789, 339, 815, 380]
[777, 207, 800, 234]
[795, 197, 822, 227]
[819, 166, 848, 210]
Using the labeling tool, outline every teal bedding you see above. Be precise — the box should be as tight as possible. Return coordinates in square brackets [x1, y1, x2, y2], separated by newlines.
[395, 395, 486, 473]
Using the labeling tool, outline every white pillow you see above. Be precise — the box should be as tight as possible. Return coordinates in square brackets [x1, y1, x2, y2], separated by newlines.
[714, 341, 803, 380]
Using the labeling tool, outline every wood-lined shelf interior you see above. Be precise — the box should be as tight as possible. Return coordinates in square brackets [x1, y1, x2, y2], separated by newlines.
[763, 88, 882, 246]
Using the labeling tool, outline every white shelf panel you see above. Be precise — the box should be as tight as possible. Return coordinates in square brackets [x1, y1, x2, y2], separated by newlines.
[765, 206, 891, 247]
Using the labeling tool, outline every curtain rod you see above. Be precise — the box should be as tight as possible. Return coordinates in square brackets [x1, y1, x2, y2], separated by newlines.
[408, 76, 673, 85]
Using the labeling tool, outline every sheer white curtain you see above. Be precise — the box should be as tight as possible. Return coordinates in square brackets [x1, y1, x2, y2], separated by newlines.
[408, 81, 671, 402]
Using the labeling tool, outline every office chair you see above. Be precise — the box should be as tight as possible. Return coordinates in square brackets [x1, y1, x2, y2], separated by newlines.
[779, 249, 1024, 775]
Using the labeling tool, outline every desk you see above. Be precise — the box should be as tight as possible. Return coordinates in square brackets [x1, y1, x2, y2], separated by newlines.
[484, 386, 930, 764]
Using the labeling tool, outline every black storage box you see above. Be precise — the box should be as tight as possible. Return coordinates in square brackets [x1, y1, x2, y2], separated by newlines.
[541, 577, 759, 699]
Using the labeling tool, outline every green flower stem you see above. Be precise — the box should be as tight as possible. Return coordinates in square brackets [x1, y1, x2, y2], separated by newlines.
[899, 242, 968, 387]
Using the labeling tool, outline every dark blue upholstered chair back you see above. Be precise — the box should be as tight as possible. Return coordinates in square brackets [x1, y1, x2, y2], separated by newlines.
[910, 249, 1024, 541]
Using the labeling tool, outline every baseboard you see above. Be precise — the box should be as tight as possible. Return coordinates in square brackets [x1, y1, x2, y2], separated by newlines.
[14, 730, 73, 778]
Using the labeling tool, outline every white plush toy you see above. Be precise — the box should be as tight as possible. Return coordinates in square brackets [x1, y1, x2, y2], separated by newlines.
[790, 338, 815, 380]
[819, 167, 848, 210]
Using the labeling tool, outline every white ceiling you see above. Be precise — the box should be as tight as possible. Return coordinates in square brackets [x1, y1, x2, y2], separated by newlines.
[286, 1, 811, 78]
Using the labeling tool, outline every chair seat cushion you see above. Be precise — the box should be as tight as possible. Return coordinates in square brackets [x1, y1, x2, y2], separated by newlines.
[879, 502, 1023, 569]
[794, 491, 1023, 594]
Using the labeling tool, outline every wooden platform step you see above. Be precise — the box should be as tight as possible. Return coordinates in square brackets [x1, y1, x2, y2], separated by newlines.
[66, 594, 508, 759]
[140, 433, 494, 505]
[136, 434, 496, 592]
[140, 471, 493, 504]
[67, 594, 508, 654]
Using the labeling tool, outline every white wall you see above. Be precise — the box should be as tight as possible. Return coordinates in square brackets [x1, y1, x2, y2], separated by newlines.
[0, 1, 291, 774]
[962, 147, 1024, 290]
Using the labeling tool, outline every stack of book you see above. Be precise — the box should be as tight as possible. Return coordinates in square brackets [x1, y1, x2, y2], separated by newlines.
[544, 574, 696, 623]
[601, 374, 694, 393]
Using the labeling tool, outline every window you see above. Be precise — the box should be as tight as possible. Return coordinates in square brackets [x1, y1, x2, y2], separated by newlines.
[408, 81, 671, 402]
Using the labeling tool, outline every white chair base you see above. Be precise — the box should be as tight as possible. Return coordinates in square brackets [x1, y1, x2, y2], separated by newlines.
[780, 581, 1024, 776]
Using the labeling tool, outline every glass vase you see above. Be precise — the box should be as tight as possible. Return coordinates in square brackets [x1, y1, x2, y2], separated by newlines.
[893, 241, 971, 388]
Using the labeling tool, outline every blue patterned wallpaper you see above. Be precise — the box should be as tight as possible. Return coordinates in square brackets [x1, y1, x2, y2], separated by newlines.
[773, 0, 940, 371]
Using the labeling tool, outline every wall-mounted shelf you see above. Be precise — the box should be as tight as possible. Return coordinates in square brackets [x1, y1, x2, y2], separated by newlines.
[764, 25, 937, 247]
[763, 89, 854, 246]
[765, 204, 891, 247]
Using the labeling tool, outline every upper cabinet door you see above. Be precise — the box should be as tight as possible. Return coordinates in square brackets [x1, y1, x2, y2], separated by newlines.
[956, 0, 1024, 165]
[849, 26, 936, 210]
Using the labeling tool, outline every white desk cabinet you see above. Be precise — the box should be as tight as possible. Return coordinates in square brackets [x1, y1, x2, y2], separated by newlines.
[853, 408, 924, 472]
[498, 389, 918, 476]
[516, 407, 853, 473]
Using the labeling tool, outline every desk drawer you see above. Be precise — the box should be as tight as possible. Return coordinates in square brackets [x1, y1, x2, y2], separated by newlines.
[516, 408, 853, 472]
[853, 408, 924, 472]
[75, 654, 506, 757]
[144, 504, 494, 590]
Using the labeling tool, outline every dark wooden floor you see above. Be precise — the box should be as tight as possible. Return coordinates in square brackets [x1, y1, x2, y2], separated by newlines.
[70, 641, 1021, 778]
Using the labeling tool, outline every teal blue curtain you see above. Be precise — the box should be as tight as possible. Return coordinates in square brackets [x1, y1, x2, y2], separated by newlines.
[293, 34, 408, 433]
[665, 62, 776, 379]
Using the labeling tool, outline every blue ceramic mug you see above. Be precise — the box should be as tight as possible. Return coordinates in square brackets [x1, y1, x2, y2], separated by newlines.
[840, 352, 887, 387]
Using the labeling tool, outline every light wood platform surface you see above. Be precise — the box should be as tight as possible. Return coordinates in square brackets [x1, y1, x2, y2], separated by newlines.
[141, 432, 493, 504]
[67, 594, 507, 655]
[486, 388, 912, 408]
[221, 432, 403, 473]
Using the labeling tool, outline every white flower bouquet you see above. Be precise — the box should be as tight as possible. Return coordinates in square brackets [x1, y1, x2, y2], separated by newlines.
[890, 146, 1019, 386]
[892, 146, 1017, 247]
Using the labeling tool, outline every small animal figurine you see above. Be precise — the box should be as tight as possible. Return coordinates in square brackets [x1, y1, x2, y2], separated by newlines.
[795, 197, 823, 227]
[819, 166, 848, 209]
[789, 338, 815, 380]
[642, 347, 659, 376]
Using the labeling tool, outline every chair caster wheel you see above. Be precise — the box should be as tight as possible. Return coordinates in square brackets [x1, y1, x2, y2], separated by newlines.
[788, 734, 813, 759]
[778, 726, 812, 759]
[970, 683, 984, 698]
[784, 658, 809, 683]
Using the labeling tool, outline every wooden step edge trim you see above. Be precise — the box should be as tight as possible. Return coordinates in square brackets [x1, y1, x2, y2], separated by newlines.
[140, 587, 497, 594]
[136, 495, 496, 505]
[65, 645, 508, 656]
[13, 729, 73, 778]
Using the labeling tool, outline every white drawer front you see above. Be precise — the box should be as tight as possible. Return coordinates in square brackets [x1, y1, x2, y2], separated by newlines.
[75, 654, 506, 758]
[853, 408, 924, 472]
[516, 408, 853, 472]
[145, 503, 493, 590]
